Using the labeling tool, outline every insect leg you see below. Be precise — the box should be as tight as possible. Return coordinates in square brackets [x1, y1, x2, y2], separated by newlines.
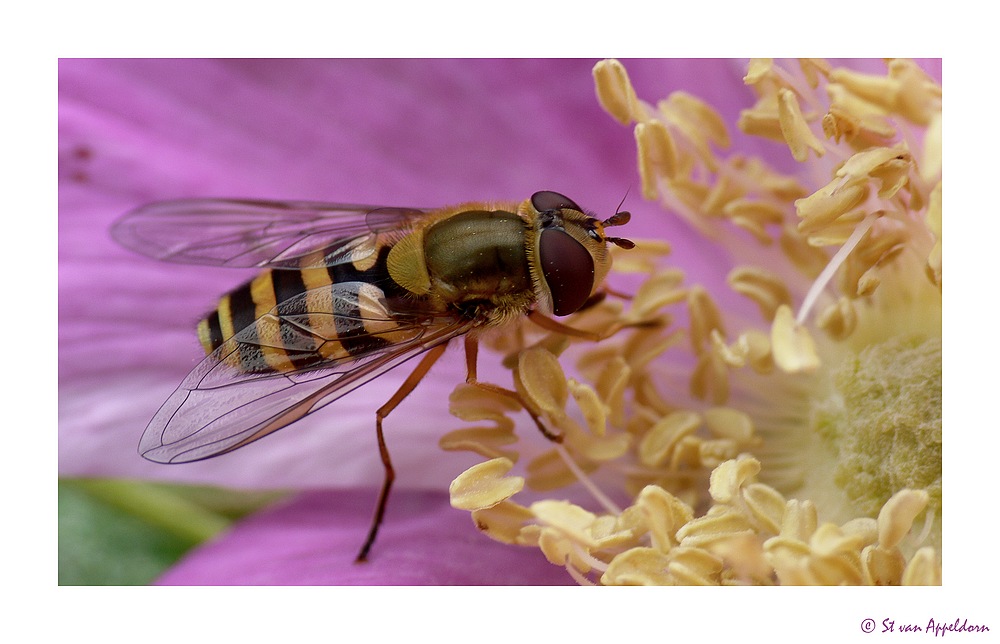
[577, 291, 608, 311]
[528, 307, 662, 340]
[599, 285, 635, 301]
[527, 309, 602, 341]
[462, 335, 562, 443]
[355, 342, 450, 563]
[464, 333, 480, 382]
[574, 287, 637, 313]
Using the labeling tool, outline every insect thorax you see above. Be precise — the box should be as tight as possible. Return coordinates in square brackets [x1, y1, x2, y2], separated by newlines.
[388, 209, 536, 322]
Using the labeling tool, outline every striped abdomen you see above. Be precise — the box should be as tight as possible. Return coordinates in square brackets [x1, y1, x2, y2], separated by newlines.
[197, 247, 423, 374]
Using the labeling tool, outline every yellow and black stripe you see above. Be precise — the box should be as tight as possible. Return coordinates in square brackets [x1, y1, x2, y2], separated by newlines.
[197, 246, 416, 374]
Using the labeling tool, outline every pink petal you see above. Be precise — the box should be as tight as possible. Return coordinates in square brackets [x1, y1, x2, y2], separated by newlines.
[156, 489, 574, 585]
[59, 58, 942, 586]
[59, 59, 732, 488]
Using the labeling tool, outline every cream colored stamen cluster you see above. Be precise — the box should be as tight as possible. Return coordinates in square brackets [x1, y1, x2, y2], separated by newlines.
[443, 264, 936, 583]
[442, 58, 940, 585]
[449, 449, 938, 585]
[593, 58, 942, 379]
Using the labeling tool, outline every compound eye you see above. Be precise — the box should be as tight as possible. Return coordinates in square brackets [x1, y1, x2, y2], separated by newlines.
[539, 228, 595, 316]
[532, 191, 582, 213]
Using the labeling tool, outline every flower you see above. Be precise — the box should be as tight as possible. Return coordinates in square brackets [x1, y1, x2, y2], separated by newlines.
[59, 59, 720, 584]
[442, 58, 942, 585]
[59, 59, 941, 585]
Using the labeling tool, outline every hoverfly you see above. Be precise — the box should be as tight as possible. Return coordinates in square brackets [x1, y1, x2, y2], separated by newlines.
[112, 190, 634, 561]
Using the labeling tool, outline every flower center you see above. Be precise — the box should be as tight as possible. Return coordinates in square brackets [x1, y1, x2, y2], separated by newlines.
[811, 334, 941, 534]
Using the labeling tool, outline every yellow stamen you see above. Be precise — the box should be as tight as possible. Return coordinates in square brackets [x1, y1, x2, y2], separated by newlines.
[816, 296, 857, 340]
[925, 181, 942, 285]
[795, 180, 869, 235]
[743, 58, 774, 84]
[902, 547, 942, 585]
[798, 58, 831, 88]
[777, 88, 826, 161]
[771, 305, 820, 373]
[637, 485, 694, 551]
[514, 346, 568, 419]
[449, 457, 524, 511]
[602, 547, 674, 585]
[470, 500, 534, 544]
[877, 489, 929, 550]
[445, 58, 941, 586]
[704, 407, 755, 443]
[635, 120, 679, 186]
[687, 285, 725, 353]
[797, 211, 878, 324]
[638, 411, 701, 467]
[592, 59, 646, 125]
[728, 266, 793, 321]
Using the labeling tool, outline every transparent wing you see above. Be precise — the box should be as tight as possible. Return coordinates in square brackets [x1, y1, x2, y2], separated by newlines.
[139, 283, 473, 463]
[111, 198, 429, 268]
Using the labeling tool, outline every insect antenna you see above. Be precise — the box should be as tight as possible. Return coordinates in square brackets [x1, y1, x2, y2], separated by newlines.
[607, 236, 635, 249]
[602, 189, 635, 249]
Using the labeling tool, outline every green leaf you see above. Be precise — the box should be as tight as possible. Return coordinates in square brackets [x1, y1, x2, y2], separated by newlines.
[58, 479, 287, 585]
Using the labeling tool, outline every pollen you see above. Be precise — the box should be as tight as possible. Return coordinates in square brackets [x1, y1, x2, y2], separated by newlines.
[771, 305, 820, 373]
[777, 88, 826, 162]
[443, 58, 941, 585]
[635, 121, 680, 196]
[514, 346, 568, 420]
[449, 457, 524, 511]
[728, 266, 793, 321]
[592, 59, 646, 125]
[638, 411, 701, 467]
